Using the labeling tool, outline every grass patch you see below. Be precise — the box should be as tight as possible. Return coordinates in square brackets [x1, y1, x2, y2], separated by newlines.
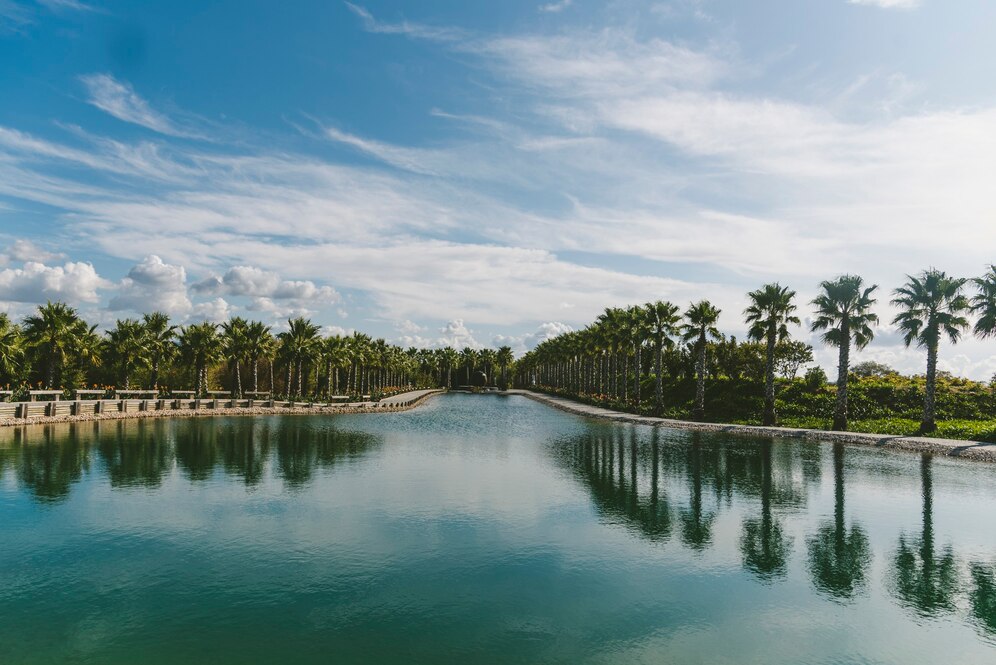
[775, 417, 996, 443]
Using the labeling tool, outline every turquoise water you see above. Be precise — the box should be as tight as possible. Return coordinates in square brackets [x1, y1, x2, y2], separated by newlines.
[1, 393, 995, 664]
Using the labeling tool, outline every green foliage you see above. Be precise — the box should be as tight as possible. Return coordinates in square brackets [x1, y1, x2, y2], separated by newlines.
[804, 366, 828, 391]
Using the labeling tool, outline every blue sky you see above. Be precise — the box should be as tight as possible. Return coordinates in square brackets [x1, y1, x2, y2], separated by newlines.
[1, 0, 994, 378]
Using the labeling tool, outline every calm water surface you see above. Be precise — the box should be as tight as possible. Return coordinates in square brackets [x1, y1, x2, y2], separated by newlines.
[1, 394, 995, 664]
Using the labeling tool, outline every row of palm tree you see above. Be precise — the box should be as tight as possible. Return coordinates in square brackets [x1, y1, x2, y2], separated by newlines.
[0, 302, 521, 399]
[517, 267, 996, 434]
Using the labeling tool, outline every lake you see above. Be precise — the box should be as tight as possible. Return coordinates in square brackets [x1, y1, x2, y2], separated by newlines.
[1, 393, 995, 664]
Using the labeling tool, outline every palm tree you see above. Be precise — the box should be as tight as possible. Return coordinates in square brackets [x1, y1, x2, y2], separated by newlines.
[0, 313, 23, 385]
[625, 305, 650, 406]
[441, 346, 458, 388]
[680, 301, 721, 420]
[891, 270, 970, 434]
[21, 301, 87, 388]
[745, 284, 800, 426]
[278, 317, 321, 398]
[496, 346, 514, 390]
[178, 322, 222, 396]
[142, 312, 177, 391]
[105, 319, 151, 390]
[811, 275, 879, 431]
[243, 321, 274, 394]
[221, 317, 249, 397]
[971, 264, 996, 339]
[596, 307, 626, 399]
[347, 332, 371, 394]
[646, 301, 681, 414]
[459, 347, 477, 386]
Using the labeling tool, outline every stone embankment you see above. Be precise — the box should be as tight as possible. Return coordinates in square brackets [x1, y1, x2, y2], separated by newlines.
[510, 390, 996, 463]
[0, 389, 444, 429]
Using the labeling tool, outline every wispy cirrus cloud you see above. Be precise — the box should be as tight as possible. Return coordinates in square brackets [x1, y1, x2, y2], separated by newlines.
[79, 73, 201, 138]
[848, 0, 920, 9]
[342, 2, 466, 42]
[538, 0, 573, 13]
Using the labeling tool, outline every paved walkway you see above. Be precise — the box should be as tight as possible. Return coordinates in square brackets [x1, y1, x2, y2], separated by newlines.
[507, 390, 996, 463]
[0, 389, 446, 429]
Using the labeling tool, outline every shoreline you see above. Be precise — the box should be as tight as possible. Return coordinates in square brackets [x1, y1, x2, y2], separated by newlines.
[0, 389, 445, 430]
[510, 389, 996, 463]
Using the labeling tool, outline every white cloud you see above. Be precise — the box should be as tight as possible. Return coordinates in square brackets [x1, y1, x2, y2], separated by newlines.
[493, 321, 574, 355]
[191, 297, 231, 323]
[538, 0, 573, 13]
[108, 255, 192, 315]
[79, 74, 196, 138]
[848, 0, 920, 9]
[192, 265, 339, 310]
[0, 238, 65, 265]
[0, 260, 107, 303]
[437, 318, 482, 349]
[344, 2, 466, 41]
[395, 319, 424, 335]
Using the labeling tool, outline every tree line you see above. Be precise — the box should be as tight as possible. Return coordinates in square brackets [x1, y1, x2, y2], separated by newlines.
[515, 267, 996, 434]
[0, 302, 515, 400]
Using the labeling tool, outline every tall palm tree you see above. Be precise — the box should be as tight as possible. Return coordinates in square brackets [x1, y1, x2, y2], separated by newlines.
[625, 305, 650, 406]
[891, 270, 970, 434]
[441, 346, 458, 388]
[347, 332, 371, 394]
[142, 312, 177, 390]
[278, 317, 321, 398]
[971, 264, 996, 339]
[243, 321, 274, 394]
[0, 313, 23, 385]
[105, 319, 151, 390]
[178, 322, 222, 396]
[745, 284, 800, 426]
[459, 347, 477, 386]
[221, 317, 249, 397]
[21, 301, 87, 388]
[646, 301, 681, 414]
[496, 346, 514, 390]
[596, 307, 626, 399]
[680, 301, 721, 420]
[811, 275, 879, 431]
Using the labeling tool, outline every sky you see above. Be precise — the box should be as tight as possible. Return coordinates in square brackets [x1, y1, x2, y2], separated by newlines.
[0, 0, 994, 379]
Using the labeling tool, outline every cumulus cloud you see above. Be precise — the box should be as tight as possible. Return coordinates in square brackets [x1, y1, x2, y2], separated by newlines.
[0, 260, 107, 303]
[493, 321, 574, 354]
[0, 238, 64, 266]
[191, 297, 232, 323]
[109, 254, 192, 315]
[437, 319, 483, 349]
[192, 265, 339, 306]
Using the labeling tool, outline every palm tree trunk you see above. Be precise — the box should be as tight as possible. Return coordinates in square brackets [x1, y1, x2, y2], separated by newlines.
[921, 341, 938, 433]
[297, 359, 304, 397]
[151, 358, 160, 390]
[633, 344, 641, 407]
[695, 330, 707, 420]
[833, 324, 850, 431]
[268, 360, 274, 395]
[124, 369, 130, 391]
[654, 337, 663, 413]
[763, 327, 777, 426]
[286, 362, 293, 399]
[234, 361, 242, 397]
[252, 359, 259, 393]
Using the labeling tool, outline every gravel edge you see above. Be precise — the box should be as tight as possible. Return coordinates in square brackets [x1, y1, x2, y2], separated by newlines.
[511, 390, 996, 463]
